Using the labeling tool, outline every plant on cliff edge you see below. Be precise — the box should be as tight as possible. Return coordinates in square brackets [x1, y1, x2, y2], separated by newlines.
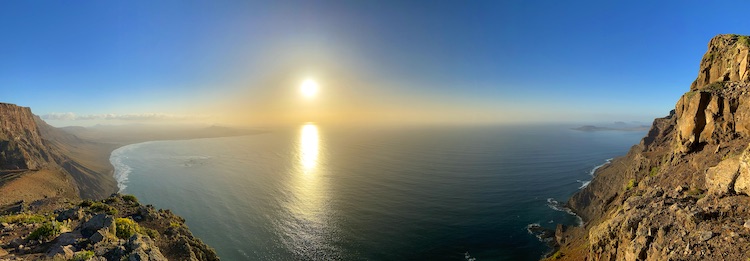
[27, 221, 62, 240]
[115, 218, 139, 239]
[70, 250, 95, 261]
[625, 179, 637, 191]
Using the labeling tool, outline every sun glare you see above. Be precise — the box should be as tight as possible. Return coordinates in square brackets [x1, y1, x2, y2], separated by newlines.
[301, 79, 319, 98]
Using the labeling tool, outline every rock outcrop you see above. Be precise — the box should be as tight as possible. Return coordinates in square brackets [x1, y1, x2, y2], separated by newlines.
[549, 34, 750, 260]
[0, 194, 219, 260]
[691, 34, 750, 91]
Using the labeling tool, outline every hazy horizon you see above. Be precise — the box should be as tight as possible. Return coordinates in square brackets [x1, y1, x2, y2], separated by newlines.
[3, 1, 750, 127]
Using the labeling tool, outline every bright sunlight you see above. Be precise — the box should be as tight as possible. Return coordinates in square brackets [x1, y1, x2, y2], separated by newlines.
[300, 79, 319, 98]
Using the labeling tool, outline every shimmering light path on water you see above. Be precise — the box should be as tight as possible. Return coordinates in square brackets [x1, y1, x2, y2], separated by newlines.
[111, 125, 645, 260]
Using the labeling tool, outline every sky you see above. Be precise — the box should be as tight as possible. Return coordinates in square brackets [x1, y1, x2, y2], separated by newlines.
[2, 1, 750, 127]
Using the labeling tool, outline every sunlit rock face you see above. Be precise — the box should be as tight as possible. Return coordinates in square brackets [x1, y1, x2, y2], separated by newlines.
[691, 34, 750, 91]
[558, 35, 750, 261]
[0, 103, 50, 170]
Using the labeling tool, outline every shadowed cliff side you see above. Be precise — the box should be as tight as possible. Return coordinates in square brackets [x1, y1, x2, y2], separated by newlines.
[549, 34, 750, 260]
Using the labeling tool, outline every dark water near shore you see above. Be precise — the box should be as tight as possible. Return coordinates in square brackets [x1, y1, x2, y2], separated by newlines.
[111, 125, 645, 260]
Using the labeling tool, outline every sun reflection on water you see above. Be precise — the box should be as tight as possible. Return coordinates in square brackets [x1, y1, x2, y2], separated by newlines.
[300, 124, 319, 171]
[278, 123, 339, 259]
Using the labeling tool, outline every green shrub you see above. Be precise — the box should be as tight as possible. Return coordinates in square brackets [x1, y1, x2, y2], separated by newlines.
[71, 250, 95, 261]
[0, 213, 47, 224]
[115, 218, 138, 239]
[89, 202, 118, 215]
[122, 194, 138, 203]
[79, 200, 93, 207]
[142, 227, 159, 239]
[688, 188, 705, 198]
[169, 222, 181, 229]
[550, 250, 563, 259]
[649, 166, 659, 177]
[28, 221, 61, 240]
[625, 179, 637, 191]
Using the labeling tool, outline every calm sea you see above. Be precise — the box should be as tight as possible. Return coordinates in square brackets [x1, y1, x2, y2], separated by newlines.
[110, 124, 645, 260]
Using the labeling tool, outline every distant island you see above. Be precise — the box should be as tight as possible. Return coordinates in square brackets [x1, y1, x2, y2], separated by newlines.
[572, 124, 650, 132]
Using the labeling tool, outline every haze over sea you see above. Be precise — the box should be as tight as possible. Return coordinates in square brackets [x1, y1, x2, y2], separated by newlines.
[110, 124, 645, 260]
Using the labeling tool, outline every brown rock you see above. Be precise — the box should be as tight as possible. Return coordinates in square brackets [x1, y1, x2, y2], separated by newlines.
[691, 34, 750, 91]
[705, 157, 740, 195]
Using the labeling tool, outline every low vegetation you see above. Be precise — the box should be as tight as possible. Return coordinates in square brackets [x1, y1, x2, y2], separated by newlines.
[649, 166, 659, 177]
[115, 218, 139, 239]
[71, 250, 95, 261]
[89, 202, 118, 215]
[625, 179, 637, 191]
[116, 217, 158, 239]
[0, 213, 48, 224]
[27, 221, 62, 240]
[122, 194, 139, 203]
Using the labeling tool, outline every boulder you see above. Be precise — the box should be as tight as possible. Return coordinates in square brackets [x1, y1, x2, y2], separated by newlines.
[705, 157, 740, 195]
[47, 244, 75, 258]
[82, 214, 115, 237]
[56, 207, 84, 221]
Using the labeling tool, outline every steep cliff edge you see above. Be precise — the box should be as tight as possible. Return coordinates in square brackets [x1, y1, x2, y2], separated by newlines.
[0, 103, 118, 200]
[551, 34, 750, 260]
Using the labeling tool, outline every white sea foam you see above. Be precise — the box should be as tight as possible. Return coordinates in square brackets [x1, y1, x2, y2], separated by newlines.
[464, 251, 477, 261]
[577, 158, 613, 189]
[589, 158, 613, 176]
[576, 179, 591, 189]
[546, 198, 583, 227]
[109, 142, 154, 193]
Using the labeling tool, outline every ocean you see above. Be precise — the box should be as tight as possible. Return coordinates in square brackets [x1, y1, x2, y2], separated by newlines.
[110, 124, 645, 260]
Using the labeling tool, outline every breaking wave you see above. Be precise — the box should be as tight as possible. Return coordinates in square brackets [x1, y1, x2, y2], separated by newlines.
[577, 158, 613, 189]
[109, 142, 154, 192]
[546, 198, 583, 227]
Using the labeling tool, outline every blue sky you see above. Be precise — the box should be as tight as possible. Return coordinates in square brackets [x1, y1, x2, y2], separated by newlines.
[2, 1, 749, 126]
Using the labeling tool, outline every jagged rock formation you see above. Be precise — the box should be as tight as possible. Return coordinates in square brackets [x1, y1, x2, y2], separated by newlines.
[0, 194, 219, 260]
[691, 34, 750, 91]
[550, 34, 750, 260]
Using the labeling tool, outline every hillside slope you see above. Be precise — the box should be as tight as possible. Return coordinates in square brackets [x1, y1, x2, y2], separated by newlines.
[0, 103, 118, 200]
[550, 34, 750, 260]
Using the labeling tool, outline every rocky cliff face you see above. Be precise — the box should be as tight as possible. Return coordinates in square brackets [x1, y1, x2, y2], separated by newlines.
[0, 103, 118, 199]
[0, 103, 52, 170]
[551, 34, 750, 260]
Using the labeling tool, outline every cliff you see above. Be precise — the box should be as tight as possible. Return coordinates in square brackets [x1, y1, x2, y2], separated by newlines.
[0, 104, 220, 260]
[0, 103, 118, 200]
[0, 103, 52, 170]
[550, 34, 750, 260]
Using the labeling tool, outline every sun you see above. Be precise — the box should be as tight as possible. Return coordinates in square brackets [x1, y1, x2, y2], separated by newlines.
[300, 79, 318, 98]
